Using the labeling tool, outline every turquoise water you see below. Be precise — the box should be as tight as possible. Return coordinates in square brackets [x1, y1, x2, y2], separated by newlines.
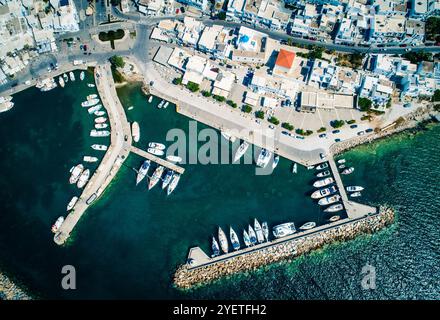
[0, 80, 439, 299]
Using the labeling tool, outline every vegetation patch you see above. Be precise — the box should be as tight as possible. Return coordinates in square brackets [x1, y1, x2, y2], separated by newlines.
[186, 81, 200, 92]
[281, 122, 294, 131]
[330, 120, 345, 128]
[268, 116, 280, 125]
[255, 110, 265, 119]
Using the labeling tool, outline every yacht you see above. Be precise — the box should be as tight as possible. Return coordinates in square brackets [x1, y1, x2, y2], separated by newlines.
[63, 73, 69, 83]
[248, 225, 257, 245]
[77, 169, 90, 189]
[148, 166, 164, 190]
[324, 204, 344, 213]
[211, 237, 220, 257]
[69, 164, 84, 184]
[132, 122, 140, 142]
[136, 160, 151, 185]
[167, 173, 180, 195]
[256, 148, 272, 168]
[82, 98, 100, 107]
[292, 162, 297, 174]
[218, 227, 229, 254]
[329, 215, 341, 222]
[94, 110, 106, 116]
[161, 170, 174, 189]
[157, 100, 165, 108]
[262, 221, 269, 241]
[80, 71, 85, 81]
[66, 196, 78, 211]
[341, 167, 354, 175]
[350, 192, 362, 198]
[346, 186, 364, 192]
[87, 94, 98, 100]
[318, 194, 341, 206]
[229, 227, 240, 250]
[147, 148, 164, 156]
[88, 105, 102, 114]
[69, 71, 75, 81]
[0, 96, 14, 113]
[254, 219, 265, 243]
[243, 230, 251, 247]
[316, 170, 331, 178]
[58, 76, 65, 88]
[87, 83, 95, 88]
[313, 177, 334, 188]
[91, 144, 107, 151]
[83, 156, 98, 163]
[148, 142, 165, 150]
[90, 129, 110, 137]
[51, 216, 65, 233]
[233, 141, 249, 162]
[272, 155, 280, 169]
[315, 162, 329, 170]
[311, 186, 338, 199]
[166, 155, 182, 163]
[337, 159, 346, 164]
[272, 222, 296, 239]
[95, 117, 107, 125]
[299, 222, 316, 230]
[148, 96, 153, 103]
[95, 123, 108, 129]
[163, 102, 169, 109]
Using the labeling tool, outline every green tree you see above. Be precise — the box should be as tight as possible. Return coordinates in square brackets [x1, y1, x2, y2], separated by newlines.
[358, 97, 373, 112]
[173, 77, 182, 85]
[109, 55, 125, 68]
[242, 105, 252, 113]
[268, 116, 280, 125]
[317, 127, 326, 133]
[426, 17, 440, 43]
[202, 90, 211, 97]
[281, 122, 294, 131]
[330, 120, 345, 128]
[432, 89, 440, 102]
[213, 95, 226, 102]
[217, 12, 226, 20]
[186, 81, 200, 92]
[346, 119, 356, 124]
[255, 110, 265, 119]
[226, 100, 237, 108]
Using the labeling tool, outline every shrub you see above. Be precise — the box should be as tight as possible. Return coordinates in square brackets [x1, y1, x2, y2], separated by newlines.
[255, 110, 265, 119]
[226, 100, 237, 108]
[213, 95, 226, 102]
[331, 120, 345, 128]
[346, 119, 356, 124]
[186, 81, 199, 92]
[202, 90, 211, 97]
[281, 122, 294, 131]
[109, 55, 125, 68]
[296, 128, 305, 135]
[173, 77, 182, 85]
[358, 97, 372, 112]
[268, 116, 280, 125]
[317, 127, 326, 133]
[242, 105, 252, 113]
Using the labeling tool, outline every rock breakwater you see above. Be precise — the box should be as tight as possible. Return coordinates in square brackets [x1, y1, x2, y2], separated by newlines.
[0, 271, 32, 300]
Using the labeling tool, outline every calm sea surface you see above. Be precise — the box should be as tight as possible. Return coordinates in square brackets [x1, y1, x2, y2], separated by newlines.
[0, 77, 439, 299]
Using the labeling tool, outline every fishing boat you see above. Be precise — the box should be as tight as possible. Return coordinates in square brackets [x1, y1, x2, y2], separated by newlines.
[77, 169, 90, 189]
[248, 226, 257, 245]
[69, 71, 75, 81]
[316, 170, 331, 178]
[256, 148, 272, 168]
[324, 204, 344, 213]
[82, 98, 100, 107]
[69, 164, 84, 184]
[272, 155, 280, 169]
[254, 219, 265, 243]
[63, 73, 69, 83]
[243, 230, 251, 247]
[161, 170, 173, 189]
[132, 122, 140, 142]
[350, 192, 362, 198]
[167, 173, 180, 195]
[91, 144, 107, 151]
[87, 83, 95, 88]
[94, 111, 106, 116]
[80, 71, 85, 81]
[95, 123, 108, 129]
[157, 100, 165, 108]
[272, 222, 296, 239]
[299, 222, 316, 230]
[218, 227, 229, 254]
[163, 102, 169, 109]
[147, 148, 164, 156]
[87, 94, 98, 100]
[318, 194, 341, 206]
[329, 215, 340, 222]
[313, 177, 334, 188]
[88, 105, 102, 114]
[51, 216, 65, 233]
[315, 162, 329, 170]
[311, 186, 338, 199]
[83, 156, 98, 163]
[211, 237, 220, 257]
[292, 162, 297, 173]
[148, 142, 165, 150]
[346, 186, 364, 192]
[233, 141, 249, 162]
[90, 129, 110, 137]
[229, 227, 240, 250]
[262, 222, 269, 241]
[148, 166, 164, 190]
[148, 96, 153, 103]
[66, 196, 78, 211]
[136, 160, 151, 185]
[166, 155, 182, 163]
[58, 76, 65, 88]
[337, 159, 346, 164]
[341, 167, 354, 175]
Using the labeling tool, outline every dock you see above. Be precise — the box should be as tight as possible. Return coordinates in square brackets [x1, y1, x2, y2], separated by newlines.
[130, 146, 185, 174]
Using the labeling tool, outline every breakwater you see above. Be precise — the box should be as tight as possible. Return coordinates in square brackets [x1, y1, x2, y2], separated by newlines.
[174, 206, 394, 289]
[0, 271, 31, 300]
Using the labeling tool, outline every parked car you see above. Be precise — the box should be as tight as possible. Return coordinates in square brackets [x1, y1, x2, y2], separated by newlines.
[296, 135, 305, 140]
[319, 133, 327, 138]
[332, 129, 340, 134]
[357, 131, 365, 136]
[281, 130, 290, 136]
[334, 138, 341, 142]
[350, 124, 358, 129]
[269, 124, 275, 129]
[365, 128, 373, 133]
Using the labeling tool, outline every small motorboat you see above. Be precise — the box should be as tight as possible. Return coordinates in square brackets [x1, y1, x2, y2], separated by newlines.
[324, 204, 344, 213]
[87, 83, 95, 87]
[66, 197, 78, 211]
[132, 122, 140, 143]
[95, 117, 107, 124]
[307, 165, 315, 170]
[51, 216, 65, 233]
[337, 159, 346, 164]
[272, 155, 280, 169]
[69, 71, 75, 81]
[148, 96, 153, 103]
[350, 192, 362, 198]
[329, 215, 340, 222]
[83, 156, 98, 163]
[338, 164, 346, 169]
[341, 167, 354, 175]
[313, 177, 334, 188]
[318, 194, 341, 206]
[80, 71, 85, 81]
[94, 111, 106, 116]
[148, 142, 165, 150]
[315, 163, 328, 170]
[346, 186, 364, 192]
[299, 222, 316, 230]
[147, 148, 164, 156]
[292, 162, 297, 174]
[316, 170, 331, 178]
[166, 155, 182, 163]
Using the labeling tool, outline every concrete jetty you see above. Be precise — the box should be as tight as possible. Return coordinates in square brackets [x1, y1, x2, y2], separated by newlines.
[130, 146, 185, 174]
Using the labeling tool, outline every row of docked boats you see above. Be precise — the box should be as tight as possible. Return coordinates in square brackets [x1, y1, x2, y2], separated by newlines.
[145, 141, 183, 163]
[233, 141, 281, 170]
[0, 95, 14, 113]
[69, 164, 91, 189]
[337, 158, 363, 197]
[58, 71, 85, 88]
[135, 160, 181, 195]
[157, 99, 169, 109]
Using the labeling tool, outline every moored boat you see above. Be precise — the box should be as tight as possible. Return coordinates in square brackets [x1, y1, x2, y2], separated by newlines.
[346, 186, 364, 192]
[262, 221, 269, 241]
[299, 221, 316, 230]
[132, 122, 140, 142]
[148, 166, 164, 190]
[69, 71, 75, 81]
[95, 123, 108, 129]
[254, 219, 265, 243]
[307, 165, 315, 170]
[233, 141, 249, 163]
[163, 102, 169, 109]
[272, 155, 280, 169]
[161, 170, 173, 189]
[95, 117, 107, 124]
[166, 155, 182, 163]
[167, 173, 180, 195]
[211, 237, 220, 257]
[329, 215, 340, 222]
[218, 227, 228, 254]
[243, 230, 251, 247]
[51, 216, 64, 233]
[229, 227, 240, 250]
[311, 185, 338, 199]
[77, 169, 90, 189]
[94, 110, 106, 116]
[315, 162, 328, 170]
[338, 164, 346, 169]
[316, 170, 331, 178]
[318, 194, 341, 206]
[147, 148, 164, 156]
[66, 196, 78, 211]
[221, 131, 236, 143]
[292, 162, 297, 173]
[157, 100, 165, 108]
[272, 222, 296, 238]
[58, 76, 65, 88]
[148, 142, 165, 150]
[248, 225, 257, 245]
[81, 98, 100, 107]
[87, 83, 95, 87]
[90, 129, 110, 137]
[88, 105, 102, 114]
[148, 96, 153, 103]
[313, 177, 334, 188]
[91, 144, 107, 151]
[69, 164, 84, 184]
[341, 167, 354, 175]
[136, 160, 150, 185]
[83, 156, 98, 163]
[256, 148, 271, 168]
[80, 71, 85, 81]
[63, 73, 69, 83]
[324, 204, 344, 213]
[87, 94, 98, 100]
[350, 191, 362, 198]
[337, 159, 346, 164]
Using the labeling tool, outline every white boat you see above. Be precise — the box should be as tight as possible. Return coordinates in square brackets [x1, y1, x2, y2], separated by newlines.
[166, 155, 182, 163]
[131, 122, 140, 142]
[87, 94, 98, 100]
[313, 177, 334, 188]
[329, 215, 340, 222]
[83, 156, 98, 163]
[148, 142, 165, 150]
[256, 148, 272, 168]
[80, 71, 85, 81]
[273, 222, 296, 239]
[95, 116, 107, 123]
[148, 166, 164, 190]
[316, 170, 331, 178]
[311, 185, 338, 199]
[58, 76, 65, 88]
[128, 106, 134, 111]
[82, 99, 100, 107]
[338, 164, 346, 169]
[148, 96, 153, 103]
[157, 100, 165, 108]
[211, 237, 220, 257]
[94, 111, 106, 116]
[243, 230, 251, 247]
[248, 225, 257, 245]
[318, 194, 341, 206]
[316, 162, 329, 170]
[161, 170, 173, 189]
[136, 160, 150, 185]
[324, 204, 344, 213]
[0, 96, 14, 112]
[346, 186, 364, 192]
[66, 196, 78, 211]
[88, 105, 102, 114]
[37, 78, 57, 91]
[262, 222, 269, 241]
[218, 227, 229, 254]
[91, 144, 107, 151]
[163, 102, 169, 109]
[95, 123, 108, 129]
[90, 129, 110, 137]
[77, 169, 90, 189]
[87, 83, 95, 88]
[272, 155, 280, 169]
[254, 219, 265, 243]
[350, 192, 362, 198]
[221, 131, 236, 143]
[337, 159, 346, 164]
[69, 71, 75, 81]
[167, 173, 180, 195]
[299, 222, 316, 230]
[292, 162, 297, 173]
[229, 227, 240, 250]
[63, 74, 69, 83]
[147, 148, 164, 156]
[51, 216, 64, 233]
[307, 165, 315, 170]
[341, 167, 354, 175]
[233, 141, 249, 162]
[69, 164, 84, 184]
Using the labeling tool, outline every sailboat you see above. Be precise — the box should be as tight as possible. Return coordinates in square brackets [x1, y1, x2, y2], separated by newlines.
[211, 237, 220, 257]
[243, 230, 251, 247]
[233, 141, 249, 163]
[254, 219, 265, 243]
[229, 227, 240, 250]
[262, 221, 269, 241]
[218, 227, 229, 254]
[248, 225, 257, 245]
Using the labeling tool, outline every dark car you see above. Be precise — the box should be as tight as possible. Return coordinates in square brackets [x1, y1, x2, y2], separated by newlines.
[332, 129, 340, 134]
[180, 7, 185, 13]
[365, 128, 373, 133]
[350, 124, 358, 129]
[319, 133, 327, 138]
[281, 130, 290, 136]
[83, 44, 88, 51]
[335, 138, 341, 142]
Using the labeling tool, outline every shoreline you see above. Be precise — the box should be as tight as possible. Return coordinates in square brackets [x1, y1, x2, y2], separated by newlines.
[0, 269, 32, 300]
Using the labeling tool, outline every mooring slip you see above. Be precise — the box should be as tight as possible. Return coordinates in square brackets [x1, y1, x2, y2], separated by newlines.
[174, 207, 394, 289]
[130, 146, 185, 174]
[54, 63, 132, 245]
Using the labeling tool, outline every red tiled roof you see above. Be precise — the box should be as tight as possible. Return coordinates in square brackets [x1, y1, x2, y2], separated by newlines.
[275, 49, 295, 69]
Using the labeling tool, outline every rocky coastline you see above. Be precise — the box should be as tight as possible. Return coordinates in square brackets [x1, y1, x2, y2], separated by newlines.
[0, 271, 32, 300]
[174, 206, 395, 290]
